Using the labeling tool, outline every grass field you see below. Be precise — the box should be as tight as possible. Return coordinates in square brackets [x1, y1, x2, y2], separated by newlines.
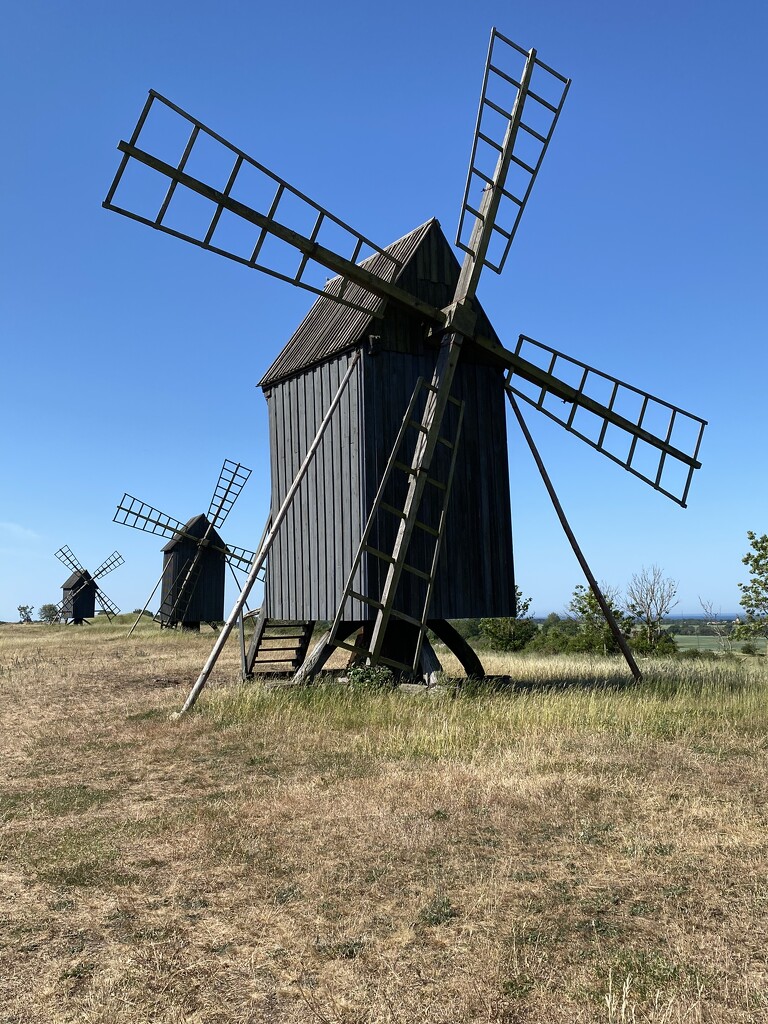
[1, 619, 767, 1022]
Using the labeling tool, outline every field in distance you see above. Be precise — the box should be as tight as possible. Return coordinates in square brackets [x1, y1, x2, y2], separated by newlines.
[1, 621, 767, 1023]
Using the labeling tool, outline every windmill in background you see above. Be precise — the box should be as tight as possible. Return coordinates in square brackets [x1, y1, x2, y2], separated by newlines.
[54, 546, 123, 624]
[114, 459, 255, 632]
[104, 28, 706, 706]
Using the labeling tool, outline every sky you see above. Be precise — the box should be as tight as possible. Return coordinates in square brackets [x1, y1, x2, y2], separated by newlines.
[1, 0, 766, 622]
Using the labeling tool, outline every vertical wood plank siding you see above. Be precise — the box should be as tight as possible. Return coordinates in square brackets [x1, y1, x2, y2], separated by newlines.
[63, 579, 97, 620]
[265, 354, 365, 620]
[262, 219, 515, 622]
[160, 517, 226, 624]
[265, 347, 514, 621]
[362, 349, 515, 620]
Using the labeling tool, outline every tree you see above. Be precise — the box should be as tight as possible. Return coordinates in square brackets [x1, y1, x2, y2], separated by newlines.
[526, 611, 578, 653]
[735, 531, 768, 653]
[698, 599, 735, 654]
[625, 566, 678, 651]
[38, 603, 60, 624]
[568, 583, 633, 655]
[17, 605, 34, 623]
[479, 588, 537, 652]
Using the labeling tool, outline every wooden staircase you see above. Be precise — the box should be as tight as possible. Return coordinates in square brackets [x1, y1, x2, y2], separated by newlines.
[244, 605, 315, 676]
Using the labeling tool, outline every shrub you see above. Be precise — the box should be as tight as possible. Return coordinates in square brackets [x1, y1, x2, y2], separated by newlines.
[346, 663, 395, 690]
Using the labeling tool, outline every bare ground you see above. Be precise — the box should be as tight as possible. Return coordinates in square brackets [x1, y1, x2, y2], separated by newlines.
[1, 622, 767, 1023]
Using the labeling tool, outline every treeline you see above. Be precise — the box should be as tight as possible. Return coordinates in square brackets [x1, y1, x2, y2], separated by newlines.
[449, 531, 768, 658]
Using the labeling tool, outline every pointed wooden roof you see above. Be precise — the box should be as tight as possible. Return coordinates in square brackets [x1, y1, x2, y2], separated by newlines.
[258, 219, 502, 388]
[62, 569, 92, 589]
[161, 514, 225, 554]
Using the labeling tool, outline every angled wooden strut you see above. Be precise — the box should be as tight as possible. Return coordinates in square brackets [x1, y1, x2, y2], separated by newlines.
[506, 388, 641, 681]
[173, 350, 361, 718]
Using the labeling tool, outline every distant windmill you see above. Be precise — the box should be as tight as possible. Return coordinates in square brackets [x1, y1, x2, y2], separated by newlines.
[104, 28, 707, 709]
[114, 459, 254, 632]
[54, 546, 124, 624]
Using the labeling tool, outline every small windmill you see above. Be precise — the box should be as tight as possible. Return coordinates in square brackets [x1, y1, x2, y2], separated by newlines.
[54, 546, 124, 624]
[104, 29, 707, 706]
[114, 459, 254, 632]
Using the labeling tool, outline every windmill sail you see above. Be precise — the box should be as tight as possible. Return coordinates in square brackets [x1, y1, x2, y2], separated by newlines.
[92, 551, 125, 580]
[455, 29, 570, 295]
[104, 91, 407, 317]
[54, 545, 85, 574]
[208, 459, 252, 528]
[505, 335, 706, 507]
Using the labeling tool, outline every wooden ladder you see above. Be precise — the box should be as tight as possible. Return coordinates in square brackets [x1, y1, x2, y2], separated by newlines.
[244, 604, 315, 676]
[155, 550, 206, 625]
[329, 353, 465, 673]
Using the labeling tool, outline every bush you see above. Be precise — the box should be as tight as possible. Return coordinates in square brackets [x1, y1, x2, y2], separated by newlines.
[478, 616, 538, 652]
[631, 631, 677, 656]
[346, 663, 395, 691]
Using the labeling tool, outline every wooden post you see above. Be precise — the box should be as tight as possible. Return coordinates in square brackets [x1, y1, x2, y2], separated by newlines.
[127, 567, 165, 637]
[173, 350, 361, 718]
[506, 389, 642, 682]
[428, 619, 485, 678]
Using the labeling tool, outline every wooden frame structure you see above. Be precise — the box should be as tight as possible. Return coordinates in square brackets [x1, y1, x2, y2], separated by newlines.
[103, 27, 708, 712]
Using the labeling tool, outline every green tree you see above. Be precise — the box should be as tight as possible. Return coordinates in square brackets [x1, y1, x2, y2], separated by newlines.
[625, 566, 678, 651]
[568, 583, 632, 654]
[17, 605, 34, 623]
[735, 531, 768, 653]
[479, 588, 537, 652]
[526, 611, 578, 653]
[38, 603, 60, 624]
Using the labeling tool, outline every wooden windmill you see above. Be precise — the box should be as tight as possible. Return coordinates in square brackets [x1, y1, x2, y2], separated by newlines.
[103, 29, 706, 704]
[54, 546, 123, 624]
[114, 459, 255, 632]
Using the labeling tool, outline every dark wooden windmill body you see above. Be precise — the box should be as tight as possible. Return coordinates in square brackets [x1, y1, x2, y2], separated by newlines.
[54, 546, 124, 624]
[114, 460, 254, 633]
[104, 29, 708, 707]
[260, 219, 515, 631]
[61, 570, 96, 624]
[160, 514, 226, 628]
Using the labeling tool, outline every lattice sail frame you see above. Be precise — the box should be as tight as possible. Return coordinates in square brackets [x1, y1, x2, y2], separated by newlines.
[103, 33, 707, 514]
[506, 335, 706, 507]
[92, 551, 125, 580]
[455, 28, 570, 275]
[114, 494, 256, 571]
[103, 91, 400, 316]
[208, 459, 252, 528]
[54, 545, 85, 575]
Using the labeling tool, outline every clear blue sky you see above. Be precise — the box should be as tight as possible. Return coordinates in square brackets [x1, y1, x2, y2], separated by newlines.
[1, 0, 766, 622]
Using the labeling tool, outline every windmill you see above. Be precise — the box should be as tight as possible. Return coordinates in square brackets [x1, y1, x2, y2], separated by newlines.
[54, 546, 124, 624]
[103, 28, 706, 706]
[114, 459, 255, 632]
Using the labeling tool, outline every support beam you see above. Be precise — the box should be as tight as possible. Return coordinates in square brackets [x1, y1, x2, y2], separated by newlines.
[428, 619, 485, 678]
[173, 351, 361, 718]
[506, 389, 641, 682]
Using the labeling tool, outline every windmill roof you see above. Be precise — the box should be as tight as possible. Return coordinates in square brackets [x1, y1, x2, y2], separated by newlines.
[161, 513, 225, 553]
[259, 220, 440, 388]
[62, 569, 92, 589]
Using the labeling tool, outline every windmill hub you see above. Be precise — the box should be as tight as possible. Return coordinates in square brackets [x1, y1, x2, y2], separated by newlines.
[441, 301, 478, 338]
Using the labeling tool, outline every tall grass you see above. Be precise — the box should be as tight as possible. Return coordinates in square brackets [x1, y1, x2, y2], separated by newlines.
[202, 654, 768, 762]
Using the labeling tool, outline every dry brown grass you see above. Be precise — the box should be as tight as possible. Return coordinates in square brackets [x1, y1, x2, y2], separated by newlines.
[1, 620, 767, 1023]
